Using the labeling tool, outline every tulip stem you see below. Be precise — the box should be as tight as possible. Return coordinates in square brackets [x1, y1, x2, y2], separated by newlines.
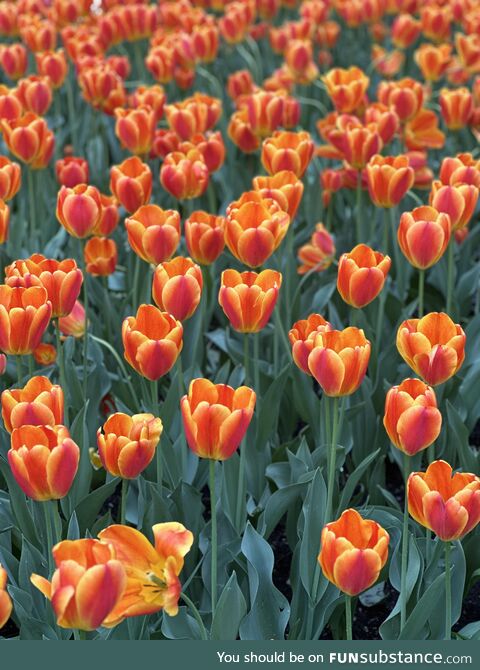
[120, 478, 128, 525]
[253, 333, 260, 394]
[400, 453, 410, 631]
[55, 320, 68, 421]
[209, 459, 218, 618]
[446, 239, 455, 315]
[345, 595, 353, 641]
[325, 396, 339, 524]
[235, 337, 249, 531]
[16, 356, 23, 385]
[65, 75, 78, 152]
[43, 501, 54, 577]
[418, 270, 425, 318]
[445, 541, 452, 640]
[132, 255, 141, 310]
[27, 167, 36, 249]
[180, 593, 208, 640]
[77, 240, 89, 402]
[355, 171, 362, 243]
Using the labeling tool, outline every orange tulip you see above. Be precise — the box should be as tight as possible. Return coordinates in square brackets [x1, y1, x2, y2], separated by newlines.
[0, 83, 22, 122]
[35, 49, 68, 89]
[56, 184, 102, 239]
[78, 64, 126, 116]
[396, 312, 466, 386]
[421, 5, 451, 43]
[96, 413, 163, 479]
[0, 156, 21, 201]
[391, 14, 421, 49]
[372, 46, 405, 79]
[84, 237, 118, 277]
[110, 156, 152, 214]
[414, 43, 452, 83]
[326, 117, 383, 171]
[0, 563, 12, 628]
[31, 538, 126, 630]
[455, 33, 480, 75]
[319, 508, 389, 596]
[19, 15, 56, 53]
[1, 375, 63, 434]
[384, 378, 442, 456]
[408, 460, 480, 541]
[152, 256, 203, 321]
[289, 313, 332, 375]
[218, 269, 282, 333]
[181, 378, 256, 461]
[14, 76, 52, 117]
[261, 130, 314, 178]
[297, 223, 335, 275]
[55, 156, 89, 188]
[59, 300, 85, 339]
[364, 102, 400, 145]
[285, 39, 318, 84]
[397, 206, 451, 269]
[366, 155, 414, 208]
[322, 67, 369, 114]
[439, 87, 473, 130]
[165, 93, 222, 141]
[122, 305, 183, 381]
[33, 342, 56, 366]
[9, 424, 79, 501]
[377, 78, 424, 122]
[184, 211, 225, 266]
[439, 154, 480, 188]
[227, 109, 261, 153]
[430, 181, 478, 231]
[227, 69, 256, 100]
[129, 85, 166, 123]
[0, 43, 27, 80]
[97, 523, 193, 622]
[308, 327, 371, 397]
[225, 191, 290, 268]
[114, 106, 156, 156]
[160, 149, 209, 201]
[179, 131, 225, 174]
[125, 205, 180, 265]
[0, 199, 9, 243]
[0, 112, 54, 168]
[252, 170, 304, 220]
[0, 285, 52, 355]
[337, 244, 391, 308]
[404, 108, 445, 151]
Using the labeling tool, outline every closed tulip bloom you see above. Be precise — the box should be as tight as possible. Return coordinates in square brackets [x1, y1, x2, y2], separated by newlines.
[297, 223, 335, 275]
[1, 375, 63, 434]
[114, 106, 156, 156]
[430, 181, 478, 231]
[181, 378, 256, 461]
[98, 523, 193, 623]
[129, 85, 166, 123]
[225, 191, 290, 268]
[56, 184, 102, 238]
[384, 378, 442, 456]
[392, 14, 421, 49]
[0, 43, 28, 80]
[252, 170, 304, 220]
[337, 244, 391, 308]
[408, 460, 480, 541]
[179, 131, 225, 174]
[94, 193, 120, 237]
[289, 314, 332, 375]
[125, 205, 180, 265]
[14, 76, 52, 116]
[366, 155, 414, 208]
[97, 413, 163, 479]
[377, 78, 424, 122]
[31, 539, 126, 630]
[6, 254, 83, 318]
[59, 300, 85, 339]
[327, 120, 383, 171]
[160, 149, 209, 201]
[152, 257, 203, 321]
[185, 211, 225, 265]
[414, 43, 452, 83]
[0, 564, 12, 629]
[439, 154, 480, 188]
[396, 312, 466, 386]
[261, 131, 314, 178]
[84, 237, 117, 277]
[0, 156, 21, 201]
[308, 327, 371, 397]
[318, 508, 389, 596]
[0, 199, 9, 243]
[122, 305, 183, 381]
[165, 94, 222, 140]
[55, 156, 89, 188]
[421, 4, 451, 43]
[9, 424, 79, 501]
[110, 156, 152, 214]
[439, 88, 473, 130]
[218, 269, 282, 333]
[0, 285, 52, 355]
[397, 206, 451, 269]
[227, 109, 261, 153]
[456, 33, 480, 75]
[0, 83, 22, 122]
[0, 112, 54, 167]
[322, 67, 370, 113]
[35, 49, 68, 89]
[33, 342, 56, 366]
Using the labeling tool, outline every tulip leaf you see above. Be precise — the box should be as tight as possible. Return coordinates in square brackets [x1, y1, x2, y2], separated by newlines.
[74, 478, 119, 534]
[0, 456, 40, 549]
[211, 571, 247, 640]
[299, 468, 326, 600]
[337, 448, 380, 514]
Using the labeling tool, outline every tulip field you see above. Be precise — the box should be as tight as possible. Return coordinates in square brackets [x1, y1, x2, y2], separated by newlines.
[2, 0, 480, 646]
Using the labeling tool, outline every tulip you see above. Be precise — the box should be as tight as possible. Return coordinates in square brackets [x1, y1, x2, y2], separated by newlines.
[439, 88, 474, 130]
[9, 425, 79, 501]
[297, 223, 335, 275]
[0, 156, 21, 201]
[179, 131, 225, 174]
[165, 94, 222, 140]
[439, 154, 480, 188]
[227, 109, 261, 153]
[97, 523, 193, 623]
[122, 305, 183, 381]
[0, 43, 28, 80]
[181, 378, 256, 461]
[377, 78, 424, 122]
[337, 244, 391, 308]
[0, 199, 9, 243]
[35, 49, 68, 89]
[78, 64, 126, 116]
[227, 69, 256, 100]
[125, 205, 180, 265]
[414, 43, 452, 83]
[455, 33, 480, 75]
[322, 67, 370, 114]
[0, 112, 54, 168]
[326, 118, 383, 171]
[392, 14, 421, 49]
[218, 269, 282, 333]
[289, 314, 332, 375]
[404, 108, 445, 151]
[109, 156, 152, 215]
[225, 191, 290, 268]
[0, 84, 22, 122]
[129, 85, 166, 123]
[145, 45, 174, 84]
[366, 155, 414, 208]
[430, 181, 478, 231]
[160, 149, 209, 201]
[31, 538, 126, 630]
[364, 102, 400, 145]
[252, 170, 304, 220]
[261, 130, 314, 178]
[0, 564, 12, 629]
[397, 206, 451, 269]
[14, 76, 52, 117]
[1, 375, 64, 434]
[55, 157, 89, 188]
[383, 378, 442, 456]
[59, 300, 85, 339]
[96, 413, 163, 479]
[56, 184, 102, 239]
[421, 5, 451, 43]
[152, 257, 203, 321]
[94, 194, 119, 237]
[84, 237, 118, 277]
[319, 508, 389, 596]
[396, 312, 466, 386]
[114, 106, 156, 156]
[32, 342, 55, 366]
[184, 211, 225, 266]
[285, 39, 318, 84]
[0, 285, 52, 355]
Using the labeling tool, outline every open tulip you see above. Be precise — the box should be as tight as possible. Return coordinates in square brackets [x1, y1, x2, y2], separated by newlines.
[218, 269, 282, 333]
[0, 112, 54, 167]
[337, 244, 391, 308]
[160, 149, 209, 201]
[322, 67, 369, 113]
[397, 206, 451, 269]
[109, 156, 152, 213]
[289, 314, 332, 375]
[0, 285, 52, 355]
[184, 211, 225, 266]
[252, 170, 304, 219]
[84, 237, 118, 277]
[366, 155, 414, 208]
[56, 184, 102, 239]
[0, 564, 12, 628]
[261, 131, 314, 178]
[297, 223, 335, 275]
[152, 256, 203, 321]
[414, 43, 452, 82]
[2, 375, 64, 433]
[125, 205, 180, 265]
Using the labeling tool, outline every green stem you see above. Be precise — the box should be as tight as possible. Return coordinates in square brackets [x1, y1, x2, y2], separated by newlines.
[43, 501, 54, 577]
[209, 459, 217, 618]
[16, 356, 23, 385]
[355, 172, 362, 243]
[400, 453, 410, 630]
[150, 379, 162, 489]
[180, 593, 208, 640]
[444, 541, 452, 640]
[28, 355, 34, 378]
[418, 269, 425, 318]
[66, 75, 78, 152]
[55, 320, 68, 419]
[27, 168, 36, 249]
[120, 478, 128, 525]
[325, 396, 339, 524]
[90, 335, 138, 408]
[132, 255, 141, 310]
[345, 595, 353, 641]
[389, 207, 403, 297]
[446, 239, 455, 315]
[133, 40, 145, 80]
[253, 333, 260, 394]
[235, 336, 249, 531]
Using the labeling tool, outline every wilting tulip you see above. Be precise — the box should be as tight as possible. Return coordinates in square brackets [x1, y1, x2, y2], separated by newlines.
[430, 182, 478, 231]
[31, 539, 126, 630]
[253, 170, 304, 220]
[377, 78, 424, 122]
[165, 94, 222, 140]
[96, 413, 163, 479]
[35, 49, 68, 89]
[55, 156, 89, 188]
[122, 305, 183, 381]
[414, 43, 452, 83]
[396, 312, 466, 386]
[319, 508, 389, 596]
[125, 205, 180, 265]
[0, 564, 12, 628]
[84, 237, 118, 277]
[110, 156, 152, 214]
[114, 106, 156, 156]
[184, 211, 225, 266]
[181, 378, 256, 461]
[0, 113, 54, 167]
[152, 257, 203, 321]
[408, 460, 480, 541]
[160, 149, 209, 201]
[1, 375, 64, 434]
[9, 424, 79, 501]
[397, 206, 451, 269]
[225, 191, 290, 268]
[33, 343, 56, 366]
[0, 156, 21, 201]
[308, 327, 371, 397]
[439, 88, 473, 130]
[289, 314, 332, 375]
[56, 184, 102, 238]
[384, 378, 442, 456]
[97, 523, 193, 622]
[261, 131, 314, 178]
[14, 76, 52, 116]
[218, 269, 282, 333]
[337, 244, 391, 308]
[0, 199, 9, 243]
[366, 155, 414, 208]
[297, 223, 335, 275]
[322, 67, 369, 114]
[0, 43, 27, 80]
[6, 254, 83, 318]
[0, 285, 52, 355]
[59, 300, 85, 339]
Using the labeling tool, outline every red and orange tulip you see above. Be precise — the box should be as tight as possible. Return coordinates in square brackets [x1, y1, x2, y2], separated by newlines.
[84, 237, 118, 277]
[56, 184, 102, 239]
[337, 244, 391, 308]
[110, 156, 152, 214]
[0, 112, 54, 168]
[430, 181, 479, 231]
[184, 211, 225, 266]
[125, 205, 180, 265]
[252, 170, 304, 220]
[0, 156, 21, 201]
[0, 564, 12, 629]
[322, 67, 369, 114]
[377, 77, 424, 122]
[33, 343, 56, 366]
[35, 49, 68, 89]
[165, 93, 222, 140]
[59, 300, 85, 339]
[261, 130, 314, 178]
[152, 256, 203, 321]
[218, 269, 282, 333]
[366, 155, 414, 208]
[0, 285, 52, 355]
[1, 375, 64, 434]
[160, 149, 209, 201]
[289, 313, 332, 375]
[55, 157, 89, 188]
[14, 75, 52, 117]
[114, 106, 156, 156]
[397, 206, 451, 269]
[414, 43, 452, 83]
[439, 88, 473, 130]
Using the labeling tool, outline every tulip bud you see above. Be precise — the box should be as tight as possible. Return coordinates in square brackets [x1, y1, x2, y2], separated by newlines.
[152, 256, 203, 321]
[218, 269, 282, 333]
[110, 156, 152, 214]
[337, 244, 391, 308]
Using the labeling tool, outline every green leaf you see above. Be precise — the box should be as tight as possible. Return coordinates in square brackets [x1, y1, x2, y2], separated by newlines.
[337, 449, 380, 514]
[74, 478, 119, 534]
[211, 571, 247, 640]
[299, 469, 326, 600]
